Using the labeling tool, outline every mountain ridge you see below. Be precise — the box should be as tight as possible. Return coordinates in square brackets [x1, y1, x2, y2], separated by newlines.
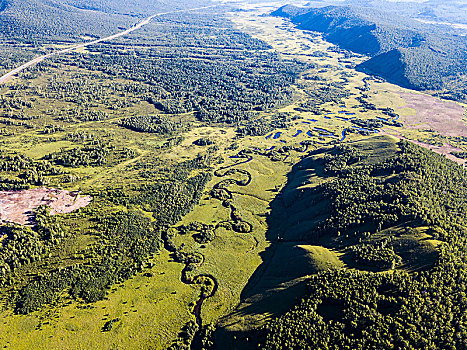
[272, 4, 467, 101]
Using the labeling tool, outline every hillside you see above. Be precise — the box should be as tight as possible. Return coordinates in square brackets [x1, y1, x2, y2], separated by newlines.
[272, 5, 467, 101]
[285, 1, 467, 27]
[220, 136, 467, 349]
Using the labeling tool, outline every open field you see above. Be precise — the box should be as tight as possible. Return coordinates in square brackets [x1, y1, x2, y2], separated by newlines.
[0, 2, 465, 349]
[399, 92, 467, 136]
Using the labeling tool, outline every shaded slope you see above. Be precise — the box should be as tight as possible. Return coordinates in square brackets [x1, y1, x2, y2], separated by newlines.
[356, 49, 415, 89]
[272, 5, 467, 99]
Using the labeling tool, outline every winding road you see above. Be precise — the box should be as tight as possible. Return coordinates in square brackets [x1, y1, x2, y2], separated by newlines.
[0, 5, 217, 85]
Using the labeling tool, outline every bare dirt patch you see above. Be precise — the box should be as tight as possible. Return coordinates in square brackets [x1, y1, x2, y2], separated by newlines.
[399, 92, 467, 137]
[382, 129, 466, 165]
[0, 188, 92, 226]
[407, 141, 466, 166]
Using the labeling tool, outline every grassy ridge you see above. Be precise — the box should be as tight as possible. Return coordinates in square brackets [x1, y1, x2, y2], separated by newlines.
[227, 135, 467, 349]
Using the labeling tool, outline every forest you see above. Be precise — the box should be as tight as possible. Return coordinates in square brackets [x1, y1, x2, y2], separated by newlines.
[0, 151, 65, 190]
[0, 0, 218, 75]
[0, 0, 214, 43]
[119, 115, 190, 135]
[7, 158, 212, 314]
[61, 45, 305, 124]
[43, 142, 136, 167]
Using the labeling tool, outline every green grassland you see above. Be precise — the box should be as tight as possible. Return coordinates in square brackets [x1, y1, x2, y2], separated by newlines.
[0, 4, 465, 350]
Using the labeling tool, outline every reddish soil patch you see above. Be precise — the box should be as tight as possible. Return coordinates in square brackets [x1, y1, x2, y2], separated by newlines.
[382, 129, 466, 166]
[399, 92, 467, 137]
[0, 188, 92, 226]
[407, 141, 466, 166]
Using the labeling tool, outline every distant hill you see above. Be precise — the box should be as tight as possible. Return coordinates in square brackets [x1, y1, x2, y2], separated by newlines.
[272, 4, 467, 101]
[291, 1, 467, 27]
[348, 0, 467, 26]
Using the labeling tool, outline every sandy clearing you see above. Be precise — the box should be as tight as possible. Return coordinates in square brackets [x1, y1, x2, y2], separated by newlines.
[0, 187, 92, 226]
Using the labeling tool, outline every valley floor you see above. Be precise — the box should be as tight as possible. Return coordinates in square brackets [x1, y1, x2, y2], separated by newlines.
[0, 2, 466, 349]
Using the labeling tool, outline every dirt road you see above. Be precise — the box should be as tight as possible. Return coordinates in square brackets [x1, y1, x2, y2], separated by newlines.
[0, 5, 217, 84]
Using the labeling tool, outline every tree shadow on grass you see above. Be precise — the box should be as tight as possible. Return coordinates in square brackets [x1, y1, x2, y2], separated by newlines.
[214, 150, 335, 349]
